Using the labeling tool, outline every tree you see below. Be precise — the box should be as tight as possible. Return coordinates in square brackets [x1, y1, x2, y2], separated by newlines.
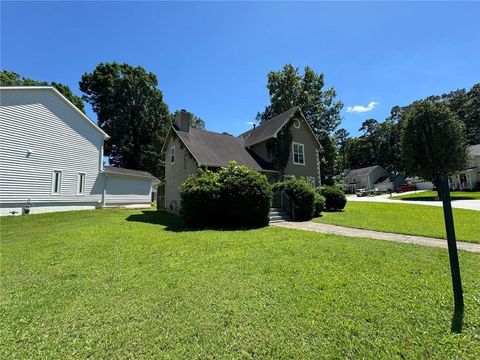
[401, 100, 467, 331]
[319, 136, 338, 186]
[171, 110, 205, 130]
[257, 64, 343, 138]
[344, 137, 374, 169]
[334, 128, 350, 172]
[79, 62, 170, 178]
[0, 70, 85, 113]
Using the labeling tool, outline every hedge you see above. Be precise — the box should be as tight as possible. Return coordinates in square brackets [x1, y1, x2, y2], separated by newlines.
[179, 162, 272, 228]
[273, 177, 315, 221]
[320, 185, 347, 211]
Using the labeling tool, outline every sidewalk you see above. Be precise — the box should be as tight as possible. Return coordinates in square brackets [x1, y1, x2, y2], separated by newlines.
[271, 221, 480, 253]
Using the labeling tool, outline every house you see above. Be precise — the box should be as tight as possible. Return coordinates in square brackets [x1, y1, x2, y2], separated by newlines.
[405, 176, 434, 190]
[449, 144, 480, 190]
[344, 165, 391, 193]
[0, 86, 159, 215]
[161, 107, 322, 213]
[374, 174, 406, 192]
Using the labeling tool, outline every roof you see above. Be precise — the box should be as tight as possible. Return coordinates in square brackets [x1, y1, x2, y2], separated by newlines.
[469, 144, 480, 156]
[241, 107, 301, 147]
[173, 127, 275, 171]
[345, 165, 382, 178]
[103, 166, 160, 184]
[0, 86, 110, 140]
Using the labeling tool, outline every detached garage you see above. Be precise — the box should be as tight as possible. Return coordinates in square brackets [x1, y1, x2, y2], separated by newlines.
[103, 167, 160, 208]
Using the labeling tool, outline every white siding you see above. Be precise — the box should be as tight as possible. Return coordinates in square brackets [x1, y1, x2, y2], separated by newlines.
[104, 175, 152, 206]
[0, 88, 105, 214]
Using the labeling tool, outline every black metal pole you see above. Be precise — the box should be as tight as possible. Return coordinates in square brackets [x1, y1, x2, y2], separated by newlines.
[438, 174, 464, 329]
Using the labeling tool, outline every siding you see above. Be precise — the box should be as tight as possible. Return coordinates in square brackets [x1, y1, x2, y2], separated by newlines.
[104, 174, 152, 205]
[0, 88, 105, 211]
[282, 117, 321, 186]
[164, 132, 198, 213]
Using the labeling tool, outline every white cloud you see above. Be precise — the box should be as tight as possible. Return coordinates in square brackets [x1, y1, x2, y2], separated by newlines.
[346, 101, 379, 113]
[245, 121, 256, 125]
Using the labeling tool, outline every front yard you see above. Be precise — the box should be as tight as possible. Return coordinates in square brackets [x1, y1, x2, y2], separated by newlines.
[1, 209, 479, 358]
[394, 191, 480, 201]
[314, 202, 480, 243]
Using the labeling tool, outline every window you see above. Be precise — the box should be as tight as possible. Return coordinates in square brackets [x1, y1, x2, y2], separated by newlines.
[292, 142, 305, 165]
[170, 146, 176, 164]
[77, 173, 86, 195]
[51, 170, 62, 195]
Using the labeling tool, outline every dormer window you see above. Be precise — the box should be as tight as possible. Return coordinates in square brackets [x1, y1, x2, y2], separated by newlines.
[292, 142, 305, 165]
[170, 146, 176, 164]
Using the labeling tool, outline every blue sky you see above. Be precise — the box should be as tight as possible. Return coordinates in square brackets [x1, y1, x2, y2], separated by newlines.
[2, 1, 479, 136]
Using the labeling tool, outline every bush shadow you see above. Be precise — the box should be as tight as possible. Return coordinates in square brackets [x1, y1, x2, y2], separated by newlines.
[126, 210, 268, 232]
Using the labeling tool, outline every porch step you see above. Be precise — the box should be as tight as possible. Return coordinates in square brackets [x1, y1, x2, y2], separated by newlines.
[269, 208, 291, 223]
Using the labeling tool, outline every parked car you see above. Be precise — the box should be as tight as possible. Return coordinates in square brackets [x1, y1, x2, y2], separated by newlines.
[394, 184, 416, 193]
[373, 188, 389, 194]
[356, 188, 369, 197]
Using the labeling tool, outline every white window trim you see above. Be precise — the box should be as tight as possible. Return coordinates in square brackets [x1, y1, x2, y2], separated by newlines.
[293, 119, 301, 129]
[51, 170, 63, 195]
[77, 172, 86, 195]
[171, 146, 176, 164]
[292, 142, 305, 166]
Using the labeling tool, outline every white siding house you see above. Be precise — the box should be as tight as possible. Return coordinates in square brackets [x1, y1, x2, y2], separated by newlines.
[0, 86, 158, 215]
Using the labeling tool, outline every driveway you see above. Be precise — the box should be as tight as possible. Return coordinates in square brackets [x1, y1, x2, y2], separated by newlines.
[348, 191, 480, 211]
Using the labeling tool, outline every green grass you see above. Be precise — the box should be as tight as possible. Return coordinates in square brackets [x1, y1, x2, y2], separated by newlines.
[314, 202, 480, 243]
[1, 209, 480, 359]
[394, 191, 480, 201]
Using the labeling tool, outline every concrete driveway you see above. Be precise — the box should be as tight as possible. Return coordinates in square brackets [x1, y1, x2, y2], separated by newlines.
[348, 190, 480, 211]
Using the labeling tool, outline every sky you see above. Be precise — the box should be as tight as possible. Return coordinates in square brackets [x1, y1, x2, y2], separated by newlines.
[1, 1, 479, 137]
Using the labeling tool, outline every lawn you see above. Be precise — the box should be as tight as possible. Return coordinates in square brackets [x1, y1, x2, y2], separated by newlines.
[1, 209, 480, 359]
[314, 202, 480, 243]
[394, 191, 480, 201]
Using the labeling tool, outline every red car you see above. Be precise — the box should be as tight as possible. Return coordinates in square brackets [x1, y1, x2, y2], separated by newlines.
[394, 184, 416, 193]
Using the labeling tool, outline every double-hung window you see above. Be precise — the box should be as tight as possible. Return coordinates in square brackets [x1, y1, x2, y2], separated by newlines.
[292, 142, 305, 165]
[51, 170, 62, 195]
[171, 146, 176, 164]
[77, 172, 86, 195]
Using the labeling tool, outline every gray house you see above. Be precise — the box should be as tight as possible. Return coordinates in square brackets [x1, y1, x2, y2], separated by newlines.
[0, 86, 159, 215]
[344, 165, 391, 193]
[161, 107, 322, 213]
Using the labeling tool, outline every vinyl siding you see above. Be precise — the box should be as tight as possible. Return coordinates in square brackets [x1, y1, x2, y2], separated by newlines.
[0, 88, 105, 210]
[104, 175, 152, 205]
[164, 132, 198, 213]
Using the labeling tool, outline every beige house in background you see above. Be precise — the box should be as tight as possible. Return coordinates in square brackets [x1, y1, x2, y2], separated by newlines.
[160, 107, 322, 213]
[449, 144, 480, 190]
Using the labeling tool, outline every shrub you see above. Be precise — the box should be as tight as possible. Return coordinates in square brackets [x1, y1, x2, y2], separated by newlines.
[320, 185, 347, 211]
[218, 162, 272, 227]
[179, 169, 220, 228]
[179, 162, 272, 228]
[274, 177, 315, 221]
[313, 192, 326, 217]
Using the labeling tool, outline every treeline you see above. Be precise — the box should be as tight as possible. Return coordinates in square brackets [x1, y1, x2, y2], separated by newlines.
[336, 84, 480, 175]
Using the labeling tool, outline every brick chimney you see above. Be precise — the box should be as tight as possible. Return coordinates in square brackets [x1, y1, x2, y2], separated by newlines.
[174, 109, 191, 132]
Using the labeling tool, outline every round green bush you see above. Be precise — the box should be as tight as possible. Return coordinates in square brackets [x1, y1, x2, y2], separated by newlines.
[274, 177, 315, 221]
[218, 162, 272, 227]
[313, 192, 326, 217]
[320, 185, 347, 211]
[179, 169, 220, 228]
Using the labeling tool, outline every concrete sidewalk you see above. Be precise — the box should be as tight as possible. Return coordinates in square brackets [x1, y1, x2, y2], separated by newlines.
[271, 221, 480, 253]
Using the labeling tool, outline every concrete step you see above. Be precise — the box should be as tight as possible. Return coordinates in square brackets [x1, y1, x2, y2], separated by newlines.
[269, 214, 291, 222]
[270, 211, 288, 216]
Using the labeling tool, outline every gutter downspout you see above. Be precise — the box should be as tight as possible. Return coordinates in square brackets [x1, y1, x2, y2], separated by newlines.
[102, 172, 107, 207]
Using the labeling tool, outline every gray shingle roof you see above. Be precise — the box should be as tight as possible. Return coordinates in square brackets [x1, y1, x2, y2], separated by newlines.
[242, 107, 301, 147]
[345, 165, 381, 177]
[104, 166, 160, 183]
[174, 127, 274, 171]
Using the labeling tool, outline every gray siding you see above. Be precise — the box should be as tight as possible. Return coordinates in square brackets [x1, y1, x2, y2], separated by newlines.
[164, 133, 198, 213]
[282, 117, 321, 186]
[104, 175, 152, 205]
[0, 88, 105, 213]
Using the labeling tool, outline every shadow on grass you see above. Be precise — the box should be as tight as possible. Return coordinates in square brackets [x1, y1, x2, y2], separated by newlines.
[400, 196, 477, 202]
[451, 305, 464, 333]
[126, 210, 268, 232]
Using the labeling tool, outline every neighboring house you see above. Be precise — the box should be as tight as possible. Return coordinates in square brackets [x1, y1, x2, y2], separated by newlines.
[161, 107, 322, 213]
[0, 86, 159, 215]
[374, 174, 406, 192]
[449, 144, 480, 190]
[405, 176, 434, 190]
[344, 165, 390, 193]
